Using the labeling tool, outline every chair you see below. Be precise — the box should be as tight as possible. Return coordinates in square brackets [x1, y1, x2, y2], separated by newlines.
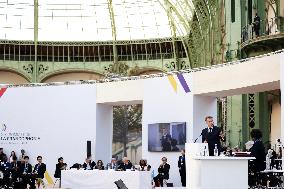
[53, 178, 60, 188]
[36, 178, 46, 189]
[162, 179, 173, 187]
[114, 179, 128, 189]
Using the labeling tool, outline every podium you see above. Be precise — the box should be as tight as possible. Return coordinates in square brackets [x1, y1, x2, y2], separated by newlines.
[186, 143, 254, 189]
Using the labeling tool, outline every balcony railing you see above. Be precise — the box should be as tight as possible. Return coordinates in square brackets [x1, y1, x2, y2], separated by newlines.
[241, 17, 284, 43]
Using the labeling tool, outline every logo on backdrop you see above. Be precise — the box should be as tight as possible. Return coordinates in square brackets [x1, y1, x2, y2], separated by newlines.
[0, 123, 41, 145]
[0, 87, 7, 98]
[1, 123, 6, 132]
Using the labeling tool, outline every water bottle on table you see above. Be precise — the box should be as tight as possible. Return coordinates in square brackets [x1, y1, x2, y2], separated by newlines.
[214, 144, 219, 156]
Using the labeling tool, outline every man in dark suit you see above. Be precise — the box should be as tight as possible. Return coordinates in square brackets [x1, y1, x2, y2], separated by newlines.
[106, 158, 119, 170]
[178, 149, 186, 187]
[249, 129, 265, 172]
[10, 156, 19, 186]
[0, 155, 12, 187]
[201, 116, 224, 156]
[161, 128, 172, 151]
[118, 157, 133, 171]
[154, 157, 170, 187]
[30, 156, 46, 189]
[0, 148, 6, 162]
[19, 156, 33, 189]
[82, 156, 96, 170]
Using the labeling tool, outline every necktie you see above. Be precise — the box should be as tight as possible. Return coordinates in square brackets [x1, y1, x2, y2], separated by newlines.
[209, 128, 212, 133]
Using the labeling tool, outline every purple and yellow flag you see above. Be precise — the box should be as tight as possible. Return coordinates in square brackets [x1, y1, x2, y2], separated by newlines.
[177, 73, 191, 93]
[167, 74, 190, 93]
[167, 75, 178, 93]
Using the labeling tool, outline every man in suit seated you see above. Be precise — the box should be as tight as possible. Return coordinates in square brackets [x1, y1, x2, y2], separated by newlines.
[10, 156, 19, 187]
[201, 116, 225, 156]
[154, 157, 170, 187]
[30, 156, 46, 189]
[0, 155, 12, 187]
[106, 158, 119, 170]
[82, 156, 96, 170]
[19, 156, 33, 189]
[118, 157, 133, 171]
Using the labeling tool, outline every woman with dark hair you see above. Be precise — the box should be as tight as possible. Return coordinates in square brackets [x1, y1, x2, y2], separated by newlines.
[249, 129, 266, 172]
[138, 159, 147, 171]
[9, 151, 17, 163]
[138, 159, 151, 171]
[95, 160, 104, 170]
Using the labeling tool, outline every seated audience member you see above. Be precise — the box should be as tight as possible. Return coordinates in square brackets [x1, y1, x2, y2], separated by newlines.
[19, 156, 33, 188]
[118, 157, 133, 171]
[0, 155, 12, 187]
[154, 157, 170, 187]
[0, 148, 6, 162]
[54, 157, 67, 178]
[138, 159, 151, 171]
[106, 158, 118, 170]
[9, 151, 17, 163]
[95, 160, 105, 170]
[10, 156, 19, 186]
[82, 156, 96, 170]
[30, 156, 46, 189]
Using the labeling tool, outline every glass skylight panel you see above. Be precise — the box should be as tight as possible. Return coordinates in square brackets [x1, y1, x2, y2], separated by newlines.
[38, 0, 113, 41]
[0, 0, 33, 40]
[0, 0, 192, 41]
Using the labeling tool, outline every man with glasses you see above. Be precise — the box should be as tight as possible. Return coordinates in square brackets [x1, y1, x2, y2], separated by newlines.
[153, 157, 170, 187]
[82, 156, 96, 170]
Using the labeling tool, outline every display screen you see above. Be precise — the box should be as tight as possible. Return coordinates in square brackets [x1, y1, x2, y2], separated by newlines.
[148, 122, 186, 152]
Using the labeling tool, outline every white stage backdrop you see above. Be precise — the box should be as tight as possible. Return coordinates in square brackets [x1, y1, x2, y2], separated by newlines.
[0, 84, 97, 183]
[142, 73, 217, 187]
[142, 74, 193, 187]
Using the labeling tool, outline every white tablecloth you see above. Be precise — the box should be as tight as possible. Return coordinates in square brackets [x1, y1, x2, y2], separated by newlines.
[61, 170, 152, 189]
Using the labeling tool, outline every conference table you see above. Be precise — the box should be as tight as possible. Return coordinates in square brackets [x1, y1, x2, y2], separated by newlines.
[61, 169, 152, 189]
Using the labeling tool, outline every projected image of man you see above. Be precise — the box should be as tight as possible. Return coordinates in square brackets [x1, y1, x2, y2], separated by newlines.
[161, 128, 172, 151]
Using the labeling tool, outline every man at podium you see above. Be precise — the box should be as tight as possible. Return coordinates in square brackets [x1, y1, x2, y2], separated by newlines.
[201, 116, 224, 156]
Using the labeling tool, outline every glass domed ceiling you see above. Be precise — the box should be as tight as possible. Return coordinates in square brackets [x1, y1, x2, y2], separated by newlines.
[0, 0, 190, 41]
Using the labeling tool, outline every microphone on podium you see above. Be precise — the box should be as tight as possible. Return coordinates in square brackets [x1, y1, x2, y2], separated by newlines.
[194, 134, 202, 143]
